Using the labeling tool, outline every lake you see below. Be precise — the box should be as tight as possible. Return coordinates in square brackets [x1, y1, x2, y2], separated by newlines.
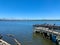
[0, 21, 60, 45]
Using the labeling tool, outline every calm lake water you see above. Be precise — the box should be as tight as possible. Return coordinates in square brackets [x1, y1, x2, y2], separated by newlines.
[0, 21, 60, 45]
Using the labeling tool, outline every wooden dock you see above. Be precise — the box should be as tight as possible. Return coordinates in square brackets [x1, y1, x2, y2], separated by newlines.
[33, 24, 60, 35]
[33, 24, 60, 45]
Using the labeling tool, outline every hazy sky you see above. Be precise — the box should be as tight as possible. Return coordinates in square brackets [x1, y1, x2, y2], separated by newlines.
[0, 0, 60, 19]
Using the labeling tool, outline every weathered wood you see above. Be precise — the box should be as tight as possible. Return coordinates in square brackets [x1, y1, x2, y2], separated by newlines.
[0, 39, 11, 45]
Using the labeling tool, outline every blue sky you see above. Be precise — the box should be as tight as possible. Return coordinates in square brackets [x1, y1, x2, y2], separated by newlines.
[0, 0, 60, 19]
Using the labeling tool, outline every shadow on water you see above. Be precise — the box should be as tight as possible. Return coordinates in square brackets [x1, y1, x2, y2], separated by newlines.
[21, 33, 56, 45]
[32, 33, 56, 45]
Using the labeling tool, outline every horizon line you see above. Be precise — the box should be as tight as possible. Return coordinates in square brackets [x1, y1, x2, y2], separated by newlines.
[0, 18, 60, 21]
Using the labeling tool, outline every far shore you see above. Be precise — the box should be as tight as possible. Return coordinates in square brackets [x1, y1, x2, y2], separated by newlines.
[0, 19, 60, 21]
